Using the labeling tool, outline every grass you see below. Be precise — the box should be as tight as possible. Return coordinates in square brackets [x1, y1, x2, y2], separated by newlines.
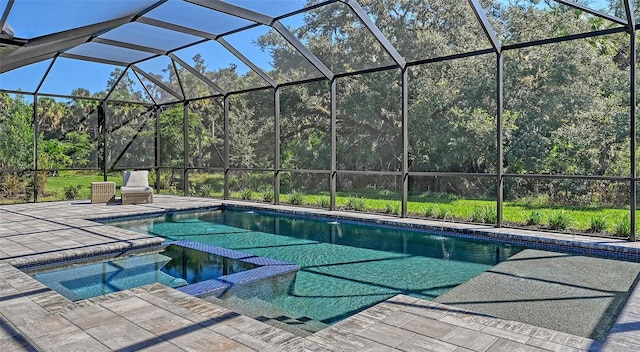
[10, 172, 633, 237]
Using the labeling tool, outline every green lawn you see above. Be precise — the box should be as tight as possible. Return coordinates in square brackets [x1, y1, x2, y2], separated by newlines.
[15, 171, 631, 238]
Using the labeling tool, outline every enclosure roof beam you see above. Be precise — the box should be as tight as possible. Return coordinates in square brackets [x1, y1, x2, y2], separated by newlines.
[131, 64, 184, 101]
[217, 37, 276, 87]
[186, 0, 333, 79]
[168, 53, 227, 95]
[137, 17, 219, 40]
[340, 0, 406, 69]
[623, 0, 636, 30]
[467, 0, 501, 53]
[272, 21, 334, 79]
[186, 0, 273, 25]
[60, 52, 130, 67]
[92, 37, 165, 55]
[1, 16, 134, 73]
[554, 0, 628, 26]
[0, 0, 14, 33]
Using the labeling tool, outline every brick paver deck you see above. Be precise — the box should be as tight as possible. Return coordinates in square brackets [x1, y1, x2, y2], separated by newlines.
[0, 196, 638, 351]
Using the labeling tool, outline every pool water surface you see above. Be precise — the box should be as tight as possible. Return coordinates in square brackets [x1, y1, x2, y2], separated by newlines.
[107, 209, 523, 330]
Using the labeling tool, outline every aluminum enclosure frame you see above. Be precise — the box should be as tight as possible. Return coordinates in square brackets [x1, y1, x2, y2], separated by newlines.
[1, 0, 639, 241]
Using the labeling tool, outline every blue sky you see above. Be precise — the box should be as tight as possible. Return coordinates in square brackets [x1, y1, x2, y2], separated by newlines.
[0, 0, 307, 97]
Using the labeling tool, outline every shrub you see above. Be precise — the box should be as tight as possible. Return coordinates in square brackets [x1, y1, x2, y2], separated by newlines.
[346, 196, 366, 211]
[260, 187, 274, 203]
[434, 206, 450, 220]
[588, 215, 607, 233]
[613, 216, 631, 237]
[548, 211, 571, 231]
[471, 206, 497, 224]
[318, 197, 330, 208]
[1, 173, 25, 198]
[525, 211, 542, 226]
[288, 190, 304, 205]
[422, 205, 435, 218]
[482, 206, 497, 224]
[64, 185, 82, 200]
[384, 202, 400, 215]
[471, 207, 483, 223]
[241, 189, 254, 201]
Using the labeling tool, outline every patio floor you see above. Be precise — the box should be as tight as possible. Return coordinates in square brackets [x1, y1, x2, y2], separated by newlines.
[0, 195, 638, 351]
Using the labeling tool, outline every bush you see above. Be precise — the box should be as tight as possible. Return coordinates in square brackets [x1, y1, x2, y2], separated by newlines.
[318, 197, 330, 208]
[241, 189, 254, 201]
[525, 211, 542, 226]
[64, 185, 82, 200]
[422, 204, 435, 218]
[588, 215, 607, 233]
[288, 190, 304, 205]
[384, 202, 400, 215]
[613, 216, 631, 237]
[346, 196, 366, 211]
[471, 206, 497, 224]
[434, 206, 450, 220]
[548, 211, 571, 231]
[260, 187, 274, 203]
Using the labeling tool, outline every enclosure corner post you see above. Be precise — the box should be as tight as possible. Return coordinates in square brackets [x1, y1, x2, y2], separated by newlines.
[274, 87, 281, 205]
[630, 29, 637, 241]
[33, 94, 39, 202]
[183, 101, 189, 196]
[224, 95, 230, 200]
[330, 79, 337, 211]
[154, 106, 160, 192]
[496, 51, 504, 228]
[401, 68, 409, 218]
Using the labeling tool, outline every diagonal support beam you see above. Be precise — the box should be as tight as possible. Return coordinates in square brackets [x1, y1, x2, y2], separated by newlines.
[60, 52, 130, 67]
[272, 21, 334, 79]
[2, 16, 134, 73]
[92, 37, 165, 55]
[168, 53, 227, 95]
[555, 0, 627, 26]
[131, 64, 184, 100]
[186, 0, 273, 25]
[341, 0, 405, 68]
[187, 0, 333, 79]
[467, 0, 501, 53]
[623, 0, 636, 30]
[0, 0, 14, 32]
[217, 37, 276, 87]
[137, 17, 219, 40]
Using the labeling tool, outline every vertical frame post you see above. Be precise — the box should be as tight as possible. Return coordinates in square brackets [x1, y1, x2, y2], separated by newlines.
[631, 31, 637, 241]
[496, 52, 504, 228]
[401, 68, 409, 217]
[274, 87, 281, 205]
[183, 102, 189, 196]
[330, 79, 337, 210]
[154, 107, 160, 192]
[224, 95, 230, 199]
[33, 94, 39, 202]
[100, 102, 107, 181]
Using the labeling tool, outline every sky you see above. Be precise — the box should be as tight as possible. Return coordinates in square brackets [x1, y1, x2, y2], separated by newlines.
[0, 0, 626, 99]
[0, 0, 308, 98]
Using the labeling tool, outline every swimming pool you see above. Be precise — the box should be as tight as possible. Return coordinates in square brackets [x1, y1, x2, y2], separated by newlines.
[28, 243, 261, 301]
[106, 208, 524, 331]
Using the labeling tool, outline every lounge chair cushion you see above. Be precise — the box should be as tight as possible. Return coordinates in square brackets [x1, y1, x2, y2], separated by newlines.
[123, 170, 150, 188]
[121, 186, 153, 194]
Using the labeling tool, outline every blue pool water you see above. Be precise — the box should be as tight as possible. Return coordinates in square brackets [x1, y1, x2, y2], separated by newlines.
[107, 209, 523, 329]
[29, 244, 256, 301]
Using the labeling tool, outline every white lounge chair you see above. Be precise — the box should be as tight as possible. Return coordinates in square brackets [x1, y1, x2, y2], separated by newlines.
[121, 170, 153, 205]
